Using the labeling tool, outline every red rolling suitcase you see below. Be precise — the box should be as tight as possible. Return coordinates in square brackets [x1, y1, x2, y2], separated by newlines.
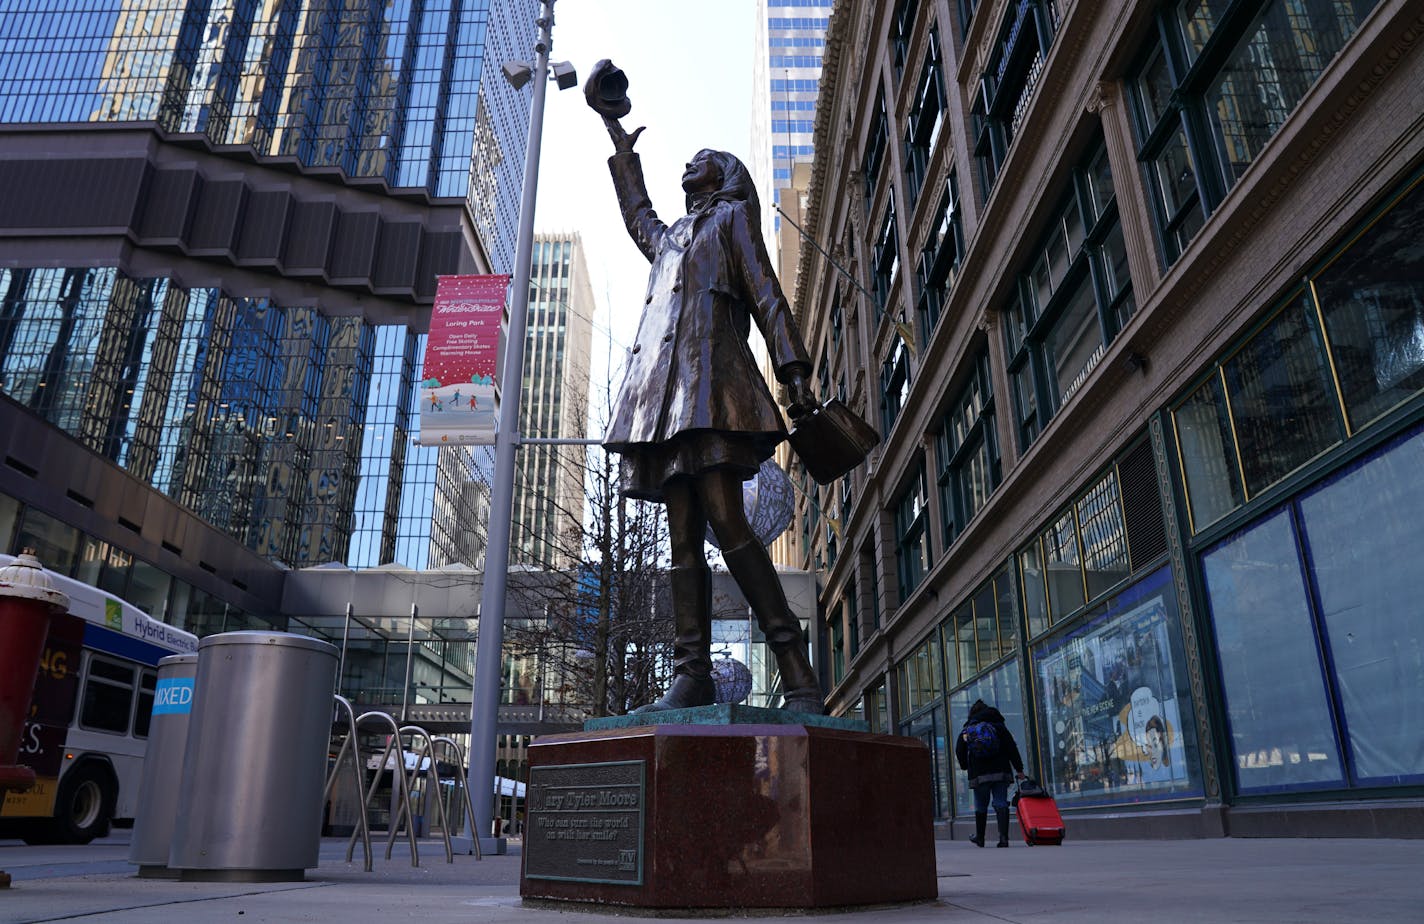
[1014, 779, 1065, 846]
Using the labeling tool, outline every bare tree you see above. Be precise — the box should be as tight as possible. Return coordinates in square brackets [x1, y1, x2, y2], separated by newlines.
[497, 368, 677, 717]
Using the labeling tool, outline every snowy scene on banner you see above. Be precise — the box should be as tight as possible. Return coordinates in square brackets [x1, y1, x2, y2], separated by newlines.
[418, 274, 509, 446]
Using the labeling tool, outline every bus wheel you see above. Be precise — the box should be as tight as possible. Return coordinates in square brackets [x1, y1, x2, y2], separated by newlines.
[51, 763, 114, 844]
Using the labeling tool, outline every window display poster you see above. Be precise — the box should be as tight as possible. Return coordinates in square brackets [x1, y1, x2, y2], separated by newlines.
[418, 274, 509, 446]
[1034, 567, 1200, 806]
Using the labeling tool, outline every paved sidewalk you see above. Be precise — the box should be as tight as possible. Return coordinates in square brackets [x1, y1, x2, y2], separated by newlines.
[2, 832, 1422, 923]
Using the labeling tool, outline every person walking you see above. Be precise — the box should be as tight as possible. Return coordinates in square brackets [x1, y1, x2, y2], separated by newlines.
[955, 699, 1027, 847]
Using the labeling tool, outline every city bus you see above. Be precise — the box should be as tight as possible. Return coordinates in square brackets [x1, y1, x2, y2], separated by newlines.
[0, 553, 198, 844]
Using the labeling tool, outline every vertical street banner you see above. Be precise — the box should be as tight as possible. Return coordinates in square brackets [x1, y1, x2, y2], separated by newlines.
[419, 274, 509, 446]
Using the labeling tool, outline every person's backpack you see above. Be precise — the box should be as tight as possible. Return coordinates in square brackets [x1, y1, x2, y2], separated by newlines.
[962, 720, 1000, 760]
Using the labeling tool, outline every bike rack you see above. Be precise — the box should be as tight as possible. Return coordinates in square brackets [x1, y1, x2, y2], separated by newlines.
[323, 708, 487, 869]
[342, 710, 421, 867]
[432, 734, 483, 861]
[323, 695, 374, 870]
[393, 725, 454, 863]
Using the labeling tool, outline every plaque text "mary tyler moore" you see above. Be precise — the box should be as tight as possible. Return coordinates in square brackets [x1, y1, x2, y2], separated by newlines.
[524, 760, 646, 885]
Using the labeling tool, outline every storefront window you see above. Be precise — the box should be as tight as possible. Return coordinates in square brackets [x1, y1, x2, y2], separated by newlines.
[940, 618, 960, 689]
[898, 636, 943, 716]
[973, 582, 1002, 666]
[1223, 292, 1343, 494]
[128, 558, 172, 618]
[1314, 175, 1424, 430]
[952, 600, 978, 679]
[1033, 567, 1201, 807]
[993, 568, 1019, 657]
[901, 704, 951, 819]
[1174, 374, 1244, 530]
[952, 568, 1021, 668]
[1174, 170, 1424, 537]
[1202, 510, 1344, 792]
[1042, 510, 1084, 621]
[949, 659, 1026, 815]
[1077, 470, 1130, 598]
[14, 506, 81, 576]
[1018, 541, 1049, 638]
[182, 588, 229, 637]
[1299, 427, 1424, 786]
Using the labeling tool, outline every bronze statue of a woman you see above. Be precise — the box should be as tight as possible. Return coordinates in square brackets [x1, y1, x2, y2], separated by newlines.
[586, 61, 824, 715]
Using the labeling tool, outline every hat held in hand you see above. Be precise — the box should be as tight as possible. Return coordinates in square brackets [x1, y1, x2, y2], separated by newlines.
[584, 59, 631, 118]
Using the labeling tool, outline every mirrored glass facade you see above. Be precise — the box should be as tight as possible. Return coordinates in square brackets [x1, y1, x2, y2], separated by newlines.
[752, 0, 832, 242]
[0, 0, 537, 592]
[0, 0, 532, 272]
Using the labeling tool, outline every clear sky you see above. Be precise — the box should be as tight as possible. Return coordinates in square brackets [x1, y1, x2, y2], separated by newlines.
[530, 0, 759, 407]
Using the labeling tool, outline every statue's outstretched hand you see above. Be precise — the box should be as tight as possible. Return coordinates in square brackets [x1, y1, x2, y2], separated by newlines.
[784, 372, 817, 423]
[603, 115, 645, 154]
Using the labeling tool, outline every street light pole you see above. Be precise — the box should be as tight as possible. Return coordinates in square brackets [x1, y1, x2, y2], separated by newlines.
[466, 0, 557, 851]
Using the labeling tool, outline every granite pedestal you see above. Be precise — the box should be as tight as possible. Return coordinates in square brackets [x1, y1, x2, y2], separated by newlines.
[519, 705, 937, 910]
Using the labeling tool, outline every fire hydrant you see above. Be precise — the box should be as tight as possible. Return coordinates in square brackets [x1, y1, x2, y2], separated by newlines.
[0, 550, 69, 888]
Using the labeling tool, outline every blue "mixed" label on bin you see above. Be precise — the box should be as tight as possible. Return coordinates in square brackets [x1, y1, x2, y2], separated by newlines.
[153, 678, 195, 715]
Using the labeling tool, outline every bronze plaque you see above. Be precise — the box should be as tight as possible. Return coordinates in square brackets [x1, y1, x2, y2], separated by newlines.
[524, 759, 646, 885]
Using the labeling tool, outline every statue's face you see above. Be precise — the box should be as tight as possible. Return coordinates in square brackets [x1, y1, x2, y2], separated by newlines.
[681, 152, 722, 196]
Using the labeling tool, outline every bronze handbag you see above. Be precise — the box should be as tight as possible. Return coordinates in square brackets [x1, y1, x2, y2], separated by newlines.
[786, 399, 880, 484]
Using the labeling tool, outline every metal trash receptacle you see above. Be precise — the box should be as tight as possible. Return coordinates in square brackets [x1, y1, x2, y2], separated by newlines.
[128, 653, 198, 878]
[169, 631, 337, 882]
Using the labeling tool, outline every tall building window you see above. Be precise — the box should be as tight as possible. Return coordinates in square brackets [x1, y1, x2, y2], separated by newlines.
[945, 567, 1019, 683]
[846, 577, 861, 657]
[865, 539, 883, 630]
[916, 171, 963, 342]
[769, 54, 823, 68]
[1202, 424, 1424, 793]
[769, 17, 830, 30]
[1171, 171, 1424, 534]
[893, 462, 932, 602]
[1018, 438, 1164, 638]
[957, 0, 981, 39]
[863, 88, 888, 203]
[891, 0, 921, 76]
[1003, 140, 1132, 451]
[903, 27, 946, 205]
[880, 333, 911, 433]
[936, 350, 999, 545]
[871, 192, 900, 317]
[971, 0, 1061, 200]
[1129, 0, 1380, 267]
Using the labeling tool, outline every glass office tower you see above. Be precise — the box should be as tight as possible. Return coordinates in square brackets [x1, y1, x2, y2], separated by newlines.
[750, 0, 833, 247]
[0, 0, 538, 624]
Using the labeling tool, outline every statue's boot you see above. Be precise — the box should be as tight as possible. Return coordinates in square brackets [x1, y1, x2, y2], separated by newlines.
[633, 564, 715, 713]
[722, 541, 826, 715]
